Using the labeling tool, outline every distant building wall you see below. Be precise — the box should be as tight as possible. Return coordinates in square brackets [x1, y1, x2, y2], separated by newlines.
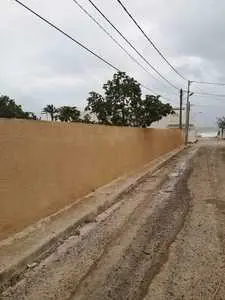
[151, 108, 186, 129]
[151, 108, 197, 142]
[0, 119, 184, 240]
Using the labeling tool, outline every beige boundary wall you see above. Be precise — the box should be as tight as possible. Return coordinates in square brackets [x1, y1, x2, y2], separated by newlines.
[0, 119, 184, 240]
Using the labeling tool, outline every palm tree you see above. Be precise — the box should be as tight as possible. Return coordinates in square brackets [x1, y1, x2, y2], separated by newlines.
[42, 104, 57, 121]
[217, 117, 225, 138]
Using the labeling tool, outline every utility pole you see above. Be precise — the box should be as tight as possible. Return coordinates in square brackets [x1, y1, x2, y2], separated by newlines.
[185, 80, 191, 145]
[179, 88, 183, 129]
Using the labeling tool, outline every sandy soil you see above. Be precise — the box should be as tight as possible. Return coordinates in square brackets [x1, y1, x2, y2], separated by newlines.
[1, 143, 225, 300]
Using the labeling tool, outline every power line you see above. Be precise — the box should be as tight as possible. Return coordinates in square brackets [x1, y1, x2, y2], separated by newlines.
[13, 0, 120, 72]
[115, 0, 186, 81]
[72, 0, 176, 99]
[141, 84, 158, 95]
[194, 104, 225, 106]
[194, 92, 225, 97]
[13, 0, 174, 102]
[72, 0, 160, 84]
[87, 0, 180, 91]
[192, 80, 225, 86]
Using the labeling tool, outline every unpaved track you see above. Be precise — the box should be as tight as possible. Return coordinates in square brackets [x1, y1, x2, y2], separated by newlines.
[145, 143, 225, 299]
[2, 143, 225, 300]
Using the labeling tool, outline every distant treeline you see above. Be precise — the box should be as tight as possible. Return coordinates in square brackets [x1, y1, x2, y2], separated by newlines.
[0, 71, 174, 127]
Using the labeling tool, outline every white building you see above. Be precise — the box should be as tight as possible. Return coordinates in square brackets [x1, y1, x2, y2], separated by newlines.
[151, 107, 197, 142]
[151, 107, 185, 128]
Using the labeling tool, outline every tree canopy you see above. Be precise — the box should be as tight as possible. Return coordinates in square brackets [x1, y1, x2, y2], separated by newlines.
[85, 71, 173, 127]
[2, 71, 174, 127]
[42, 104, 81, 122]
[0, 95, 37, 120]
[57, 106, 80, 122]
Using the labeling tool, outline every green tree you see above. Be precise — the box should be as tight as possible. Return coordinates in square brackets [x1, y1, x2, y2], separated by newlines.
[0, 95, 36, 119]
[85, 91, 110, 125]
[42, 104, 57, 121]
[217, 117, 225, 137]
[57, 106, 80, 122]
[136, 95, 174, 128]
[85, 71, 173, 127]
[103, 71, 142, 126]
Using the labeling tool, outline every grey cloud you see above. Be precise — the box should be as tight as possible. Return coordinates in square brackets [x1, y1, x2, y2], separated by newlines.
[1, 0, 225, 126]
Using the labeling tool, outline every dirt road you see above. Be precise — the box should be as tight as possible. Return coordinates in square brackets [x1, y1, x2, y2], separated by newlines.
[1, 143, 225, 299]
[145, 143, 225, 299]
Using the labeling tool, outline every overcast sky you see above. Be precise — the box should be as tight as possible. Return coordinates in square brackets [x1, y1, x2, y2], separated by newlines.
[1, 0, 225, 126]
